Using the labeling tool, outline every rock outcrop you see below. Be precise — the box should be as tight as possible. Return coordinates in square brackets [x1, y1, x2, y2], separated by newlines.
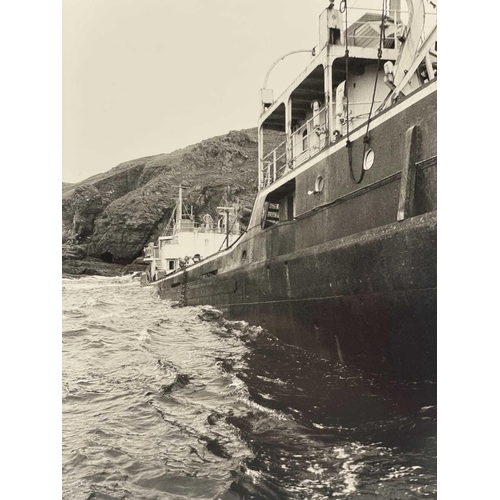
[62, 128, 284, 275]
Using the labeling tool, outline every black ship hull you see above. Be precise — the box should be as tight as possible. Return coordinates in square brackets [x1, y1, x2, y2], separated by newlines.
[155, 83, 437, 382]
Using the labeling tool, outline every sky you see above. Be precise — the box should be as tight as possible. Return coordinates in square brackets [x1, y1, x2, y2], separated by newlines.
[62, 0, 438, 183]
[63, 0, 332, 182]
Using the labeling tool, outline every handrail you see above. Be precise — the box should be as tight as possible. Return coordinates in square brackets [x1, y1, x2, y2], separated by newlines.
[262, 138, 287, 162]
[260, 106, 327, 189]
[261, 138, 287, 188]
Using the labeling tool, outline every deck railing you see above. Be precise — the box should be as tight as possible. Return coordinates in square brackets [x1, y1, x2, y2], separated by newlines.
[173, 220, 239, 235]
[261, 138, 287, 189]
[260, 106, 327, 189]
[344, 6, 437, 49]
[258, 5, 437, 190]
[290, 106, 328, 169]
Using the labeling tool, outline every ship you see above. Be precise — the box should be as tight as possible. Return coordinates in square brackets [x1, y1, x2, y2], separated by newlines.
[144, 0, 437, 381]
[141, 185, 240, 283]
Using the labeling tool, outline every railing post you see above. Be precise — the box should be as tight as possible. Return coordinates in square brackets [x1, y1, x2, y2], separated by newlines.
[273, 150, 277, 181]
[391, 0, 402, 54]
[258, 125, 264, 190]
[286, 96, 293, 170]
[324, 58, 333, 146]
[307, 121, 311, 160]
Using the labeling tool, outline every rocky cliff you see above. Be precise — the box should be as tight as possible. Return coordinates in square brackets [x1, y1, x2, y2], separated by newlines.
[62, 128, 283, 276]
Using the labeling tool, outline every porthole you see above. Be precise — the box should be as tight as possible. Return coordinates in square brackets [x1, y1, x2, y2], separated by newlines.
[314, 175, 325, 193]
[363, 148, 375, 170]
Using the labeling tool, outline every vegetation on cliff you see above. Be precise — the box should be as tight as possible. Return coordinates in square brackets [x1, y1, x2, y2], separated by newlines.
[62, 128, 283, 275]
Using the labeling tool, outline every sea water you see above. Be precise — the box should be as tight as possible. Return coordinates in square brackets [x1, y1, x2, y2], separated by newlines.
[62, 275, 437, 499]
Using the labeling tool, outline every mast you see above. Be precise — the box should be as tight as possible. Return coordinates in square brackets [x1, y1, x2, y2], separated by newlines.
[217, 206, 233, 249]
[178, 185, 183, 223]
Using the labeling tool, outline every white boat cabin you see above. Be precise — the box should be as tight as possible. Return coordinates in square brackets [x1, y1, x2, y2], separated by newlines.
[143, 188, 240, 281]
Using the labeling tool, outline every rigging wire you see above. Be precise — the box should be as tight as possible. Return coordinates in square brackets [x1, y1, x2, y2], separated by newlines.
[344, 0, 386, 184]
[218, 209, 241, 252]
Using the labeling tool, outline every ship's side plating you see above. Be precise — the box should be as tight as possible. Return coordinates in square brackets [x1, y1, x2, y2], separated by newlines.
[156, 2, 437, 380]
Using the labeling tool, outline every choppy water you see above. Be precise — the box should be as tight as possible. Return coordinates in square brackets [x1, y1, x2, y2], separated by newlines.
[62, 275, 437, 499]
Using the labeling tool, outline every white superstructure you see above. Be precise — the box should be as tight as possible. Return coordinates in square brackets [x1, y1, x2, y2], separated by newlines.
[143, 187, 240, 281]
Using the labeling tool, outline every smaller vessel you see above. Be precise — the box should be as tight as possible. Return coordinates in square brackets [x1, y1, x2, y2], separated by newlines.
[141, 186, 241, 284]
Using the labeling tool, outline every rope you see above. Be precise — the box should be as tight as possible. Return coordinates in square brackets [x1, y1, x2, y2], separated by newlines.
[341, 0, 355, 182]
[344, 0, 386, 184]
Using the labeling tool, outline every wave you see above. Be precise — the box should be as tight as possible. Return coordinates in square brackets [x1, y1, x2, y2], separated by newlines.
[62, 278, 437, 500]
